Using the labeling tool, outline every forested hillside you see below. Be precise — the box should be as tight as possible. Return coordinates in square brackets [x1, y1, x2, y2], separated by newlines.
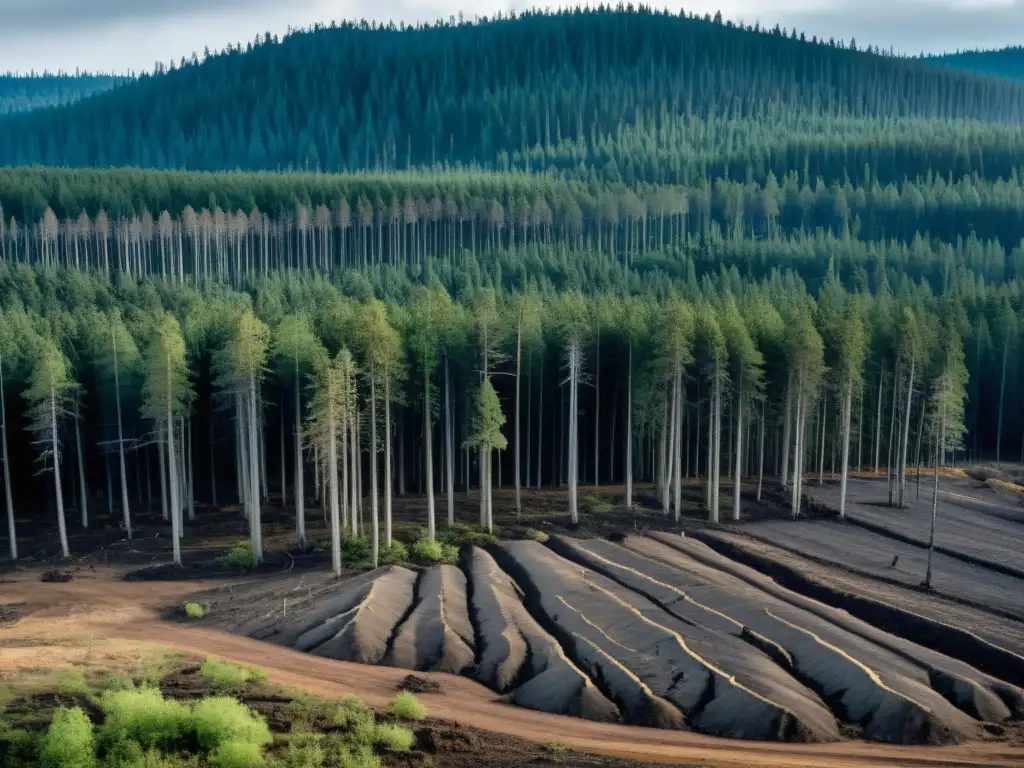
[0, 8, 1022, 566]
[2, 8, 1024, 173]
[0, 73, 127, 115]
[926, 47, 1024, 83]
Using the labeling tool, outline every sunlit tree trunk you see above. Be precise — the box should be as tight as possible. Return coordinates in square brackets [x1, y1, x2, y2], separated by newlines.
[0, 358, 15, 560]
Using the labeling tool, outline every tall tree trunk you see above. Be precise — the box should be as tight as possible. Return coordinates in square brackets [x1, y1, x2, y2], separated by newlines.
[817, 391, 827, 485]
[74, 399, 87, 528]
[424, 368, 435, 540]
[247, 374, 262, 563]
[925, 410, 944, 589]
[0, 358, 15, 560]
[673, 370, 683, 521]
[328, 390, 341, 576]
[839, 378, 853, 519]
[52, 387, 70, 559]
[165, 368, 181, 566]
[568, 341, 580, 524]
[159, 434, 168, 522]
[536, 353, 544, 489]
[625, 342, 633, 507]
[515, 324, 522, 516]
[385, 377, 393, 547]
[757, 398, 765, 502]
[594, 326, 600, 487]
[873, 368, 884, 473]
[666, 377, 677, 516]
[898, 357, 915, 507]
[112, 336, 131, 538]
[781, 371, 793, 488]
[294, 370, 305, 547]
[997, 335, 1009, 463]
[371, 377, 380, 566]
[711, 370, 722, 522]
[280, 393, 287, 507]
[733, 373, 743, 522]
[791, 376, 804, 519]
[444, 359, 454, 526]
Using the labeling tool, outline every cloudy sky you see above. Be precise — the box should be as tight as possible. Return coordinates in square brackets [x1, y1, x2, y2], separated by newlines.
[2, 0, 1023, 74]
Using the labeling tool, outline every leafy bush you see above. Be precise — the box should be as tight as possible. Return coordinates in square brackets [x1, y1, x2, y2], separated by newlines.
[332, 696, 374, 731]
[40, 706, 96, 768]
[191, 696, 272, 753]
[280, 735, 325, 768]
[98, 687, 193, 752]
[337, 744, 382, 768]
[580, 494, 614, 515]
[342, 535, 372, 567]
[377, 541, 409, 565]
[438, 522, 499, 548]
[388, 692, 426, 721]
[200, 658, 267, 693]
[0, 722, 39, 768]
[208, 739, 267, 768]
[410, 539, 457, 565]
[101, 674, 136, 692]
[103, 742, 199, 768]
[371, 723, 415, 752]
[183, 602, 205, 620]
[56, 668, 92, 695]
[218, 541, 256, 571]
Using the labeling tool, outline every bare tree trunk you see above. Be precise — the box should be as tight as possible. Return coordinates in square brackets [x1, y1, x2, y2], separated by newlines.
[294, 369, 305, 547]
[925, 411, 944, 589]
[839, 379, 853, 519]
[0, 358, 16, 560]
[515, 324, 522, 516]
[791, 376, 804, 519]
[874, 367, 884, 473]
[997, 335, 1009, 463]
[781, 371, 793, 488]
[423, 367, 436, 540]
[711, 370, 722, 522]
[673, 371, 683, 521]
[159, 434, 168, 522]
[247, 373, 262, 562]
[166, 371, 180, 566]
[733, 374, 743, 522]
[74, 399, 88, 528]
[666, 378, 677, 516]
[371, 378, 380, 566]
[536, 353, 544, 489]
[898, 357, 915, 507]
[817, 391, 827, 485]
[53, 388, 71, 559]
[626, 342, 634, 507]
[568, 341, 580, 524]
[444, 359, 454, 526]
[385, 377, 393, 547]
[328, 392, 341, 576]
[757, 398, 765, 502]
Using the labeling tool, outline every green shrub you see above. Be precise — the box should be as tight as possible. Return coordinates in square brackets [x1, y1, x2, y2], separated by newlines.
[281, 735, 325, 768]
[371, 723, 415, 752]
[55, 668, 92, 695]
[191, 696, 272, 753]
[332, 696, 374, 731]
[99, 687, 193, 752]
[544, 741, 573, 760]
[337, 744, 382, 768]
[200, 658, 267, 693]
[102, 674, 136, 692]
[342, 535, 372, 566]
[580, 494, 614, 515]
[438, 522, 499, 547]
[410, 539, 457, 565]
[40, 706, 96, 768]
[0, 722, 39, 768]
[104, 742, 199, 768]
[388, 691, 426, 721]
[219, 541, 256, 571]
[183, 602, 205, 620]
[378, 541, 409, 565]
[208, 739, 267, 768]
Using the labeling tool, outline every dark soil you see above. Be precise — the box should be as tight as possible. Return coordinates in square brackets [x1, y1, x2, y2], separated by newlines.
[399, 675, 443, 694]
[0, 602, 24, 627]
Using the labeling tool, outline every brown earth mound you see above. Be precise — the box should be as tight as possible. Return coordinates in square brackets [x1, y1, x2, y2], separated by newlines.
[495, 540, 841, 743]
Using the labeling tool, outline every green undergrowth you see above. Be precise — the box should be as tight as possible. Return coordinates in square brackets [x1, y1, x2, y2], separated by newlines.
[311, 523, 500, 570]
[0, 658, 428, 768]
[218, 541, 257, 571]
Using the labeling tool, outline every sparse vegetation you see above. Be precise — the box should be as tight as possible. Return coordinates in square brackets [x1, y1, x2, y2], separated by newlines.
[388, 692, 426, 722]
[544, 741, 573, 760]
[199, 659, 267, 693]
[218, 541, 256, 571]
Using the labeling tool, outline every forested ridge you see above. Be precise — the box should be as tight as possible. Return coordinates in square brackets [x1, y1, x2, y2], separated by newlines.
[926, 47, 1024, 83]
[2, 7, 1024, 173]
[0, 73, 129, 115]
[0, 7, 1020, 568]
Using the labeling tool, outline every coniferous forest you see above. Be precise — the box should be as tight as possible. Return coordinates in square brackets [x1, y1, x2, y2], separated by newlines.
[0, 6, 1021, 569]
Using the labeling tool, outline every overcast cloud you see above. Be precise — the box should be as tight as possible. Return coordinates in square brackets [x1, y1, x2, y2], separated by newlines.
[1, 0, 1022, 73]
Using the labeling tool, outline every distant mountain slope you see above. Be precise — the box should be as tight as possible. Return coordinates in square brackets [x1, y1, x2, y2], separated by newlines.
[1, 8, 1023, 176]
[0, 73, 128, 114]
[925, 47, 1024, 82]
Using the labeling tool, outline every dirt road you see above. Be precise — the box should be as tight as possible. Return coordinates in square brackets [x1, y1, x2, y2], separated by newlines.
[2, 568, 1022, 768]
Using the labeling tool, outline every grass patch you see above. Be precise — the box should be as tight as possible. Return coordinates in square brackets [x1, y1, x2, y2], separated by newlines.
[200, 658, 267, 693]
[370, 723, 414, 752]
[337, 744, 381, 768]
[437, 522, 499, 548]
[101, 674, 136, 693]
[580, 494, 614, 515]
[0, 682, 13, 711]
[388, 692, 426, 722]
[218, 541, 256, 571]
[544, 741, 573, 760]
[56, 669, 93, 696]
[183, 603, 205, 620]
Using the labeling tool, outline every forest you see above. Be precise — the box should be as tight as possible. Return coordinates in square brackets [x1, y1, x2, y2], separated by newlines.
[0, 73, 127, 115]
[0, 8, 1021, 570]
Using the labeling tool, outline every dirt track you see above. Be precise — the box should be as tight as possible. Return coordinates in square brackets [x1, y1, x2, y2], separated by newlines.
[2, 568, 1023, 767]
